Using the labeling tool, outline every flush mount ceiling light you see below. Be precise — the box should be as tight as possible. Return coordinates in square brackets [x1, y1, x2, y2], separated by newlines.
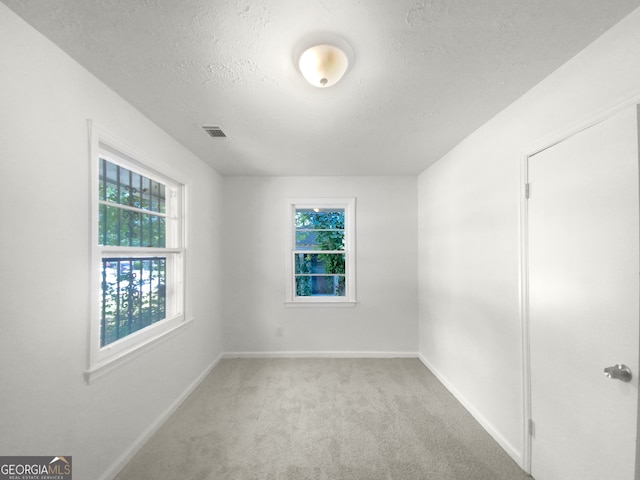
[298, 44, 348, 87]
[295, 34, 353, 88]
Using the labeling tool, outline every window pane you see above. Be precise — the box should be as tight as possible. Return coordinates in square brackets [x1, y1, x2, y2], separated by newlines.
[99, 205, 165, 247]
[295, 253, 345, 274]
[131, 171, 142, 208]
[157, 183, 166, 214]
[118, 165, 131, 205]
[140, 177, 151, 210]
[295, 275, 346, 297]
[295, 209, 344, 229]
[150, 181, 166, 214]
[100, 257, 166, 347]
[295, 230, 345, 251]
[99, 158, 166, 214]
[103, 159, 119, 203]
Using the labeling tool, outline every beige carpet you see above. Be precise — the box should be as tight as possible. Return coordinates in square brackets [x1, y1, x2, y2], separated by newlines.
[115, 358, 531, 480]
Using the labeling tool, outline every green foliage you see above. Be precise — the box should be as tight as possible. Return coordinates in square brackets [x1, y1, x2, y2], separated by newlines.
[99, 158, 167, 248]
[99, 205, 165, 247]
[295, 210, 345, 252]
[295, 254, 345, 274]
[295, 210, 344, 229]
[295, 276, 312, 297]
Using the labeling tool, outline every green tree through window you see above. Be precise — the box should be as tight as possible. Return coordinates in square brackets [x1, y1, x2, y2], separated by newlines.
[294, 208, 346, 296]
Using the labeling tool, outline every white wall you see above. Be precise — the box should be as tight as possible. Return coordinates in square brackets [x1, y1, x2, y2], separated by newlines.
[418, 6, 640, 466]
[0, 5, 224, 480]
[223, 176, 418, 354]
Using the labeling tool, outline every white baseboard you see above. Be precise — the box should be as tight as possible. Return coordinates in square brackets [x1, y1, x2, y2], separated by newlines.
[222, 351, 419, 359]
[98, 353, 223, 480]
[418, 353, 523, 468]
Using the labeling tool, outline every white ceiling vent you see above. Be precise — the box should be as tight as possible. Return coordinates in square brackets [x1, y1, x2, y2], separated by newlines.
[203, 126, 227, 138]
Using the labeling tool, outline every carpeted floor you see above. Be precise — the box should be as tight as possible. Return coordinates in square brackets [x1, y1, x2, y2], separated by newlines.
[115, 358, 531, 480]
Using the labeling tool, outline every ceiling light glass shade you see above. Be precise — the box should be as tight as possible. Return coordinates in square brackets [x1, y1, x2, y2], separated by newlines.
[298, 44, 349, 88]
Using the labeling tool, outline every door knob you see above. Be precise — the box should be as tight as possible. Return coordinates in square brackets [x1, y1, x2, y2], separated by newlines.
[603, 364, 632, 382]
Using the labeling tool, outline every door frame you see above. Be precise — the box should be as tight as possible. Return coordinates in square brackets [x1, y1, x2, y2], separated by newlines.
[519, 94, 640, 475]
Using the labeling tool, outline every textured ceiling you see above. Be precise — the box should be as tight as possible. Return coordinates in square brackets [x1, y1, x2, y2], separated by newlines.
[3, 0, 640, 175]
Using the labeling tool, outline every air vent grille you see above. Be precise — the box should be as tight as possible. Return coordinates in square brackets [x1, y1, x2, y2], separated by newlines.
[203, 126, 226, 138]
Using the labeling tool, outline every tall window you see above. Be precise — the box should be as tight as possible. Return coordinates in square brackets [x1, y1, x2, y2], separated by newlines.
[98, 157, 173, 346]
[286, 198, 356, 305]
[88, 124, 186, 382]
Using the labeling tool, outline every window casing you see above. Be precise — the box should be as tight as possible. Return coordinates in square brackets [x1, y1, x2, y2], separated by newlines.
[285, 198, 356, 305]
[87, 123, 187, 383]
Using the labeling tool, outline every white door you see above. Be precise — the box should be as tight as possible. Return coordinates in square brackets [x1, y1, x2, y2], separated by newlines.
[528, 106, 639, 480]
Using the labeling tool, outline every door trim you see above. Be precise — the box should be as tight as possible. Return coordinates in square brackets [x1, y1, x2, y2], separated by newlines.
[519, 91, 640, 475]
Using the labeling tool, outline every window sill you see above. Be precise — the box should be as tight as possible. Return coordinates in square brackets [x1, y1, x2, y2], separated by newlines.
[84, 317, 193, 385]
[284, 301, 358, 308]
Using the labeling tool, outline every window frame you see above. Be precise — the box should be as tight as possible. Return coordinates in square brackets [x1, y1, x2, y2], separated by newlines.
[86, 121, 190, 384]
[285, 197, 357, 306]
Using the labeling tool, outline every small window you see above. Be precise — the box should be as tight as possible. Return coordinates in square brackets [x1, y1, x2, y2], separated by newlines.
[87, 123, 187, 382]
[285, 198, 356, 305]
